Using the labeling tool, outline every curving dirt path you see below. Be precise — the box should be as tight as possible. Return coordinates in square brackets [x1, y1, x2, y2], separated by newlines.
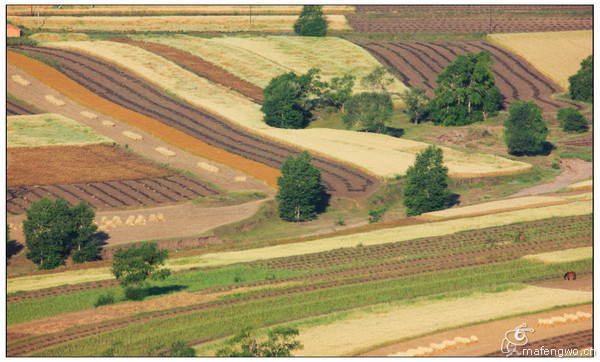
[509, 158, 592, 198]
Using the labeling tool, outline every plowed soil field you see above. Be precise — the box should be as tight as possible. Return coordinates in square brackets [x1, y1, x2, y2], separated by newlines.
[363, 40, 580, 112]
[7, 144, 172, 187]
[14, 46, 379, 199]
[7, 175, 218, 215]
[7, 97, 39, 116]
[348, 5, 592, 34]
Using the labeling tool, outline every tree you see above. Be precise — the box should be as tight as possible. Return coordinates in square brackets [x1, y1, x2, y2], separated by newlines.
[403, 145, 452, 216]
[568, 55, 592, 103]
[293, 5, 327, 37]
[111, 242, 170, 288]
[23, 198, 99, 269]
[261, 69, 320, 129]
[342, 92, 393, 133]
[217, 327, 303, 357]
[360, 66, 395, 93]
[557, 107, 588, 133]
[428, 51, 502, 126]
[314, 74, 355, 109]
[401, 87, 429, 124]
[503, 100, 548, 155]
[276, 151, 325, 222]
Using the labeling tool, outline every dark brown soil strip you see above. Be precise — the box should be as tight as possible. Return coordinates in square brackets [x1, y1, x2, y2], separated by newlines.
[7, 97, 39, 116]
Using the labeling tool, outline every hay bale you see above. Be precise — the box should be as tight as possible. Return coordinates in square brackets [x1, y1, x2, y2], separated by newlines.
[45, 94, 65, 106]
[122, 130, 143, 140]
[156, 213, 165, 222]
[576, 311, 592, 319]
[564, 313, 579, 322]
[112, 216, 123, 227]
[155, 147, 176, 157]
[470, 336, 479, 342]
[125, 215, 136, 226]
[430, 342, 446, 351]
[537, 318, 554, 327]
[149, 214, 158, 222]
[196, 162, 219, 173]
[12, 74, 30, 86]
[100, 216, 109, 224]
[80, 111, 98, 119]
[234, 176, 247, 182]
[102, 120, 115, 127]
[98, 225, 109, 233]
[414, 346, 433, 356]
[455, 337, 472, 345]
[550, 316, 567, 325]
[134, 214, 146, 226]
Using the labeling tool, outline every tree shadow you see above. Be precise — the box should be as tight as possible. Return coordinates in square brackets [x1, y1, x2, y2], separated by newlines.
[316, 190, 331, 215]
[445, 193, 461, 208]
[384, 126, 404, 138]
[7, 240, 24, 260]
[94, 231, 110, 247]
[144, 285, 186, 298]
[509, 141, 555, 157]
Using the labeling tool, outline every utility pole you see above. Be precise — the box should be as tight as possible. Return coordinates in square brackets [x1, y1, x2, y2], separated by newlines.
[489, 6, 492, 33]
[249, 5, 252, 23]
[37, 6, 40, 27]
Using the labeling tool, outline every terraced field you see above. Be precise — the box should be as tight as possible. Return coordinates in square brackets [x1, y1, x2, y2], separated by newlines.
[348, 5, 592, 34]
[6, 214, 592, 356]
[7, 97, 39, 116]
[14, 46, 380, 199]
[362, 40, 580, 112]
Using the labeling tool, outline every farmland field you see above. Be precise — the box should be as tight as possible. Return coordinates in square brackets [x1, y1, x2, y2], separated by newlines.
[8, 113, 112, 148]
[5, 4, 594, 358]
[488, 30, 593, 89]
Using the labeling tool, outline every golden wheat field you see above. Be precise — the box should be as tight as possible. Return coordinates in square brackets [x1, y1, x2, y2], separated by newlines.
[523, 246, 592, 264]
[45, 40, 529, 179]
[8, 14, 352, 33]
[294, 286, 592, 356]
[6, 5, 355, 16]
[7, 113, 113, 148]
[487, 30, 592, 90]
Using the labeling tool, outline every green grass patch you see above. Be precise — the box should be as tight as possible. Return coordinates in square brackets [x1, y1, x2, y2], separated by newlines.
[8, 113, 113, 148]
[7, 93, 44, 113]
[190, 191, 267, 207]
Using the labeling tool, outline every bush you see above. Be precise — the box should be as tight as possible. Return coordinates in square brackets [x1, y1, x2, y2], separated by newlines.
[293, 5, 327, 37]
[124, 286, 147, 301]
[568, 55, 592, 103]
[368, 206, 388, 223]
[342, 92, 393, 133]
[94, 292, 116, 307]
[557, 107, 589, 133]
[503, 100, 548, 155]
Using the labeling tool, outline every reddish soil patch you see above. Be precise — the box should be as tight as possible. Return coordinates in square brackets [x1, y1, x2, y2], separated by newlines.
[7, 97, 39, 115]
[7, 144, 172, 187]
[114, 37, 264, 103]
[349, 5, 592, 34]
[509, 158, 592, 197]
[561, 135, 592, 148]
[363, 40, 580, 112]
[16, 46, 379, 199]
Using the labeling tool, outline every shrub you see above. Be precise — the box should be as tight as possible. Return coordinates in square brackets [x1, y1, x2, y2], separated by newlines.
[342, 92, 393, 133]
[557, 107, 589, 133]
[368, 206, 388, 223]
[293, 5, 327, 37]
[94, 292, 116, 307]
[568, 55, 592, 103]
[503, 100, 548, 155]
[124, 286, 147, 301]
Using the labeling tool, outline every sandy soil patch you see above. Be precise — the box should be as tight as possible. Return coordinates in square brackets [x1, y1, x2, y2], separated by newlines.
[522, 247, 591, 264]
[293, 286, 591, 356]
[509, 158, 592, 197]
[7, 62, 273, 195]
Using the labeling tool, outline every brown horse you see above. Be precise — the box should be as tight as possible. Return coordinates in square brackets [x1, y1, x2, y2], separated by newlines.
[564, 271, 577, 280]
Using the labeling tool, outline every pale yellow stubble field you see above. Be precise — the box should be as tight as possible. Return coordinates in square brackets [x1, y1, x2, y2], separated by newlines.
[487, 30, 592, 91]
[45, 40, 529, 179]
[8, 14, 352, 33]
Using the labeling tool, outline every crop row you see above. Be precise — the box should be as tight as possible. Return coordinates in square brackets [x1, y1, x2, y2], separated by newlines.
[363, 40, 578, 112]
[7, 97, 38, 116]
[483, 329, 593, 357]
[15, 46, 378, 198]
[7, 175, 218, 215]
[17, 258, 591, 356]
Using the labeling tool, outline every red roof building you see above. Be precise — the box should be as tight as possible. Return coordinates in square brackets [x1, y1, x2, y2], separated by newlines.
[7, 24, 21, 37]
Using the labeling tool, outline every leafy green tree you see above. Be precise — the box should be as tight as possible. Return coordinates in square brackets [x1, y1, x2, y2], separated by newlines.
[293, 5, 327, 37]
[165, 341, 197, 357]
[568, 55, 592, 103]
[557, 107, 589, 133]
[262, 69, 320, 129]
[428, 51, 502, 126]
[360, 66, 395, 93]
[342, 92, 393, 133]
[314, 74, 355, 109]
[23, 198, 99, 269]
[111, 242, 170, 288]
[217, 326, 303, 357]
[401, 87, 429, 124]
[403, 145, 452, 216]
[276, 151, 325, 222]
[503, 100, 548, 155]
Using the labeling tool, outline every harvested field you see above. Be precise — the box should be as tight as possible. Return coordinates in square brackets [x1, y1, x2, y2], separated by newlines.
[7, 144, 172, 187]
[362, 40, 580, 112]
[114, 37, 264, 103]
[11, 47, 379, 197]
[6, 62, 273, 195]
[348, 5, 592, 34]
[6, 5, 355, 16]
[7, 97, 39, 116]
[7, 14, 351, 33]
[488, 30, 592, 90]
[561, 135, 592, 148]
[7, 174, 218, 215]
[296, 286, 591, 356]
[7, 113, 112, 148]
[484, 329, 593, 357]
[523, 246, 592, 264]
